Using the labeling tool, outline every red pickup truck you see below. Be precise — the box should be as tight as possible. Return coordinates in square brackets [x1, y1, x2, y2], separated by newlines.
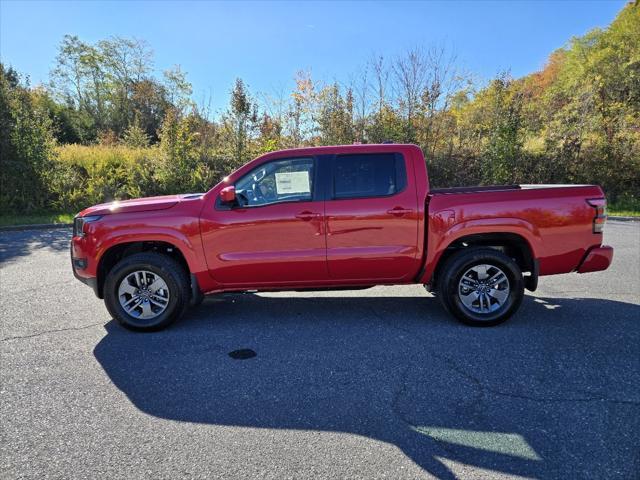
[71, 144, 613, 331]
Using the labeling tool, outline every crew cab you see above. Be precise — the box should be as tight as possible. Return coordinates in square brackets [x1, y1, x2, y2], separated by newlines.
[71, 144, 613, 331]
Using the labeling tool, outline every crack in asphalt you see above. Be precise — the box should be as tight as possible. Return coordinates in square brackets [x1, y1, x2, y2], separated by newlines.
[390, 362, 413, 426]
[434, 353, 640, 406]
[0, 321, 105, 342]
[367, 305, 640, 426]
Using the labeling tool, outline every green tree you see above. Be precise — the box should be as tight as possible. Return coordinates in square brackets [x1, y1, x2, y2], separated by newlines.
[222, 78, 257, 165]
[121, 116, 150, 147]
[50, 35, 159, 141]
[316, 83, 355, 145]
[0, 64, 57, 213]
[482, 74, 524, 184]
[163, 65, 193, 114]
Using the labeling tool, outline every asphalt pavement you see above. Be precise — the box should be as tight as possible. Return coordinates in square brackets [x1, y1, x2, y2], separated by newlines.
[1, 221, 639, 479]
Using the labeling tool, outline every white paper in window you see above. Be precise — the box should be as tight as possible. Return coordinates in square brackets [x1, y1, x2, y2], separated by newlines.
[275, 171, 310, 194]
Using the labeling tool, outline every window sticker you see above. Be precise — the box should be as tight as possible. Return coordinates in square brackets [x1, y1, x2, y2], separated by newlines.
[275, 171, 310, 194]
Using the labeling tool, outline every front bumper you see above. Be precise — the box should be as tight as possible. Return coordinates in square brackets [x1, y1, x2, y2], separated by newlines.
[70, 242, 100, 297]
[577, 245, 614, 273]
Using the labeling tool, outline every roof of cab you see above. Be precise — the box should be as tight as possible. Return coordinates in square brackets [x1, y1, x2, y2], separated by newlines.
[255, 143, 421, 160]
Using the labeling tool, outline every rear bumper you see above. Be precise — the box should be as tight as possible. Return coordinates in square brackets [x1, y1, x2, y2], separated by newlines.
[577, 245, 613, 273]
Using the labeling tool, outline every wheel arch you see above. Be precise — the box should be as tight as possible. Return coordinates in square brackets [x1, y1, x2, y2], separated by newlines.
[96, 240, 191, 299]
[429, 232, 537, 292]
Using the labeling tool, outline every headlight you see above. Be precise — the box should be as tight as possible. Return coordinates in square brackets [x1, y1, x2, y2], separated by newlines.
[73, 215, 102, 237]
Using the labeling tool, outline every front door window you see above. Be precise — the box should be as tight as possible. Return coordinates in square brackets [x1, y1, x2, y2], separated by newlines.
[235, 158, 314, 207]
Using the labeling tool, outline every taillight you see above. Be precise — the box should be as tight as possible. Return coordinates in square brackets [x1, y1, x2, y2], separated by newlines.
[587, 199, 607, 234]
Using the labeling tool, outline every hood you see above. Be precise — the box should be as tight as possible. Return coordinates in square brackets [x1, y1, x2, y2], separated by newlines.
[78, 194, 202, 217]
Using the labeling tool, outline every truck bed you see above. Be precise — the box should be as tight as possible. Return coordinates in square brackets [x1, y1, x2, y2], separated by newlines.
[425, 183, 606, 279]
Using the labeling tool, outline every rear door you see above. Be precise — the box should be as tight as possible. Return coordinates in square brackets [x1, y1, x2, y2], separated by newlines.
[324, 152, 419, 281]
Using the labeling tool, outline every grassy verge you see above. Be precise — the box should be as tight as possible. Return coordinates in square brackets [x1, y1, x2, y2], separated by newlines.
[608, 210, 640, 217]
[609, 198, 640, 217]
[0, 212, 75, 227]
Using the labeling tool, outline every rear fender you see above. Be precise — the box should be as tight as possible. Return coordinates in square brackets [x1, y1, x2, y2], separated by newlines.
[419, 217, 542, 285]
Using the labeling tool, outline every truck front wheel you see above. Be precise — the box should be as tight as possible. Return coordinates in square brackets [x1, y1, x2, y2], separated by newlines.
[437, 248, 524, 326]
[104, 252, 190, 331]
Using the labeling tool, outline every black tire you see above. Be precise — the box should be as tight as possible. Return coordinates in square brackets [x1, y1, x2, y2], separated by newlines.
[104, 252, 190, 332]
[436, 248, 524, 327]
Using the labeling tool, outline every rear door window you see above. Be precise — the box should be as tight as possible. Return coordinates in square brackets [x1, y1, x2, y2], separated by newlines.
[332, 153, 406, 199]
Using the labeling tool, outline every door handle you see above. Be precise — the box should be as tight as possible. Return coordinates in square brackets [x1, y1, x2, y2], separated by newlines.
[387, 207, 413, 216]
[295, 211, 321, 221]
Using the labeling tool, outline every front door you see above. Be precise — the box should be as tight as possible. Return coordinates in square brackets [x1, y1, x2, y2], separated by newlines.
[200, 157, 328, 286]
[324, 152, 419, 281]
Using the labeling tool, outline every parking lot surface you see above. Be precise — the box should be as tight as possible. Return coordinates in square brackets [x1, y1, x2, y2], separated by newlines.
[1, 221, 639, 479]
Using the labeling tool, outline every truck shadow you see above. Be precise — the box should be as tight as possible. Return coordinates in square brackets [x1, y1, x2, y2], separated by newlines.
[93, 293, 640, 479]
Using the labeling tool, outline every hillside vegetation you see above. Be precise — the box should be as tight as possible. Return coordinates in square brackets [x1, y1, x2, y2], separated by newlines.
[1, 3, 638, 215]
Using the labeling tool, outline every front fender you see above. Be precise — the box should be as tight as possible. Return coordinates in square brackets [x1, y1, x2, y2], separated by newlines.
[95, 228, 201, 273]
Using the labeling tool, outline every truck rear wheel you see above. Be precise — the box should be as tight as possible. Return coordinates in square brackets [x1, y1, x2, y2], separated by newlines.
[437, 248, 524, 326]
[104, 252, 190, 331]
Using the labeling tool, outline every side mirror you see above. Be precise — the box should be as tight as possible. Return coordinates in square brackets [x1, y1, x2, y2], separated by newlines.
[220, 185, 236, 204]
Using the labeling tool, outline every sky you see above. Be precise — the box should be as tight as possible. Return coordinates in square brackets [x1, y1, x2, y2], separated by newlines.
[0, 0, 626, 114]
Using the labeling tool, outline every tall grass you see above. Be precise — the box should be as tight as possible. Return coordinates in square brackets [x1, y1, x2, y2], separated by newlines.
[49, 144, 169, 212]
[57, 144, 160, 168]
[47, 144, 229, 212]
